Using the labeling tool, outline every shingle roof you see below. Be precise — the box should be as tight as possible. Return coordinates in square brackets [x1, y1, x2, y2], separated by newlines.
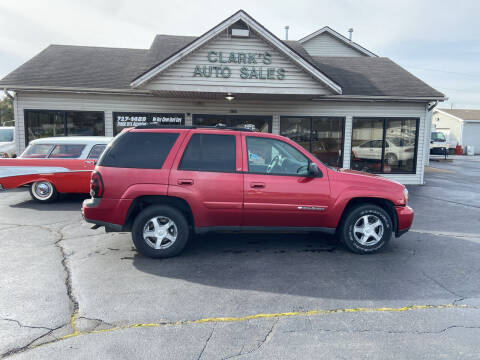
[438, 109, 480, 121]
[0, 35, 444, 99]
[0, 45, 148, 89]
[311, 56, 444, 97]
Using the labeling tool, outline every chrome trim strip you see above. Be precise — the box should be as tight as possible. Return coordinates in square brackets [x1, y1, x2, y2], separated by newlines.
[297, 206, 326, 211]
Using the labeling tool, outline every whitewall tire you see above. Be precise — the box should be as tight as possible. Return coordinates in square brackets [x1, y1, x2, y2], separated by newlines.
[29, 181, 58, 203]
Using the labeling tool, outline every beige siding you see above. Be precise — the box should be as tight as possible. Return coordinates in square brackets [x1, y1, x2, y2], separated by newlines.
[143, 30, 331, 95]
[302, 33, 367, 57]
[15, 92, 427, 184]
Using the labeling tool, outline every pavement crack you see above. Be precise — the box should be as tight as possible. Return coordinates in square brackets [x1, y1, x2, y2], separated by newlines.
[197, 323, 216, 360]
[283, 325, 480, 335]
[1, 303, 473, 358]
[1, 323, 67, 359]
[0, 318, 52, 331]
[224, 318, 279, 359]
[421, 270, 464, 300]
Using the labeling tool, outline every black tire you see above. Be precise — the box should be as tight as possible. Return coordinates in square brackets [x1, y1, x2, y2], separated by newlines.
[131, 205, 190, 258]
[339, 204, 393, 254]
[29, 181, 58, 203]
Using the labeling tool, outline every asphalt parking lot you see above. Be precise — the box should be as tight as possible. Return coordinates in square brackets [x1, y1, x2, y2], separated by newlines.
[1, 156, 480, 359]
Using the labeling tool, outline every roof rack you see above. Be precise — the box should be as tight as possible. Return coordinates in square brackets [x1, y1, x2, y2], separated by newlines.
[134, 124, 253, 132]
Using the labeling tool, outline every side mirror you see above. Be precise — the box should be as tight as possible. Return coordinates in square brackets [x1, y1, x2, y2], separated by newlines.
[308, 162, 320, 177]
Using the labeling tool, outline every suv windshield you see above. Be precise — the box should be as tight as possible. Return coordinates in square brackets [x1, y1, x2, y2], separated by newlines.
[431, 132, 446, 142]
[0, 128, 13, 142]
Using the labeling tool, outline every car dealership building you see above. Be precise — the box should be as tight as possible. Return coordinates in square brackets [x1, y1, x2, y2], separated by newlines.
[0, 10, 445, 184]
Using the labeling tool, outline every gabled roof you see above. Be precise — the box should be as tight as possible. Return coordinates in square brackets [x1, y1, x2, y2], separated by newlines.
[0, 11, 445, 101]
[0, 41, 445, 99]
[299, 26, 377, 57]
[436, 109, 480, 121]
[130, 10, 343, 94]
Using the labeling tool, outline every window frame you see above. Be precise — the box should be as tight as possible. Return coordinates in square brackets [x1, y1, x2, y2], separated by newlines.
[245, 135, 322, 178]
[24, 109, 105, 145]
[280, 116, 345, 167]
[351, 117, 420, 174]
[178, 132, 239, 173]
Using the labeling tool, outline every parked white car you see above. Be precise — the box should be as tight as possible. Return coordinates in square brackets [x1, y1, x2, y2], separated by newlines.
[352, 138, 415, 165]
[0, 127, 15, 158]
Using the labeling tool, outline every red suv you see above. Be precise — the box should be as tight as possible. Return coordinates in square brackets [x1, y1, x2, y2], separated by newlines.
[82, 126, 413, 258]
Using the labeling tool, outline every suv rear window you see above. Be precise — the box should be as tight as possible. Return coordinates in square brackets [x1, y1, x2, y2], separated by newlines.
[179, 133, 236, 172]
[98, 132, 179, 169]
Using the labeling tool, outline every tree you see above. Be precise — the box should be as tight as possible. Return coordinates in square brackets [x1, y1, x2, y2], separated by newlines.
[0, 95, 14, 126]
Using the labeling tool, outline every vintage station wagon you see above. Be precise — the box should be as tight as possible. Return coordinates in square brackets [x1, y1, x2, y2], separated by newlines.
[0, 136, 112, 202]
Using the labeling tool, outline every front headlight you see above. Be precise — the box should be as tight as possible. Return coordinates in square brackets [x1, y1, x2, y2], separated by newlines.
[403, 187, 409, 204]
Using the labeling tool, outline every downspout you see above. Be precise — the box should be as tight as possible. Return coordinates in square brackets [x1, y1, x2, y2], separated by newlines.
[422, 102, 435, 183]
[459, 120, 464, 149]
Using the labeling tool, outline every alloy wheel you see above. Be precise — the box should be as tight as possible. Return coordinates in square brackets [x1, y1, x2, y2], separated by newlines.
[143, 216, 178, 250]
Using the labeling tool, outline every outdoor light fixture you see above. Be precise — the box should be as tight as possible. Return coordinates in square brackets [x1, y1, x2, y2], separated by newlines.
[225, 93, 235, 101]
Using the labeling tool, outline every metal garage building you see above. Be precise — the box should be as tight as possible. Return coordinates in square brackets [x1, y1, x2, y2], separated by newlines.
[0, 10, 445, 184]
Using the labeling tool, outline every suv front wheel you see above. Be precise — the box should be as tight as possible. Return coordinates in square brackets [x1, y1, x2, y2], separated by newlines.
[132, 205, 190, 258]
[339, 204, 393, 254]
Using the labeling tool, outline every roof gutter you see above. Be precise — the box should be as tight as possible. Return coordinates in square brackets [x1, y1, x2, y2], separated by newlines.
[312, 95, 448, 102]
[1, 85, 154, 96]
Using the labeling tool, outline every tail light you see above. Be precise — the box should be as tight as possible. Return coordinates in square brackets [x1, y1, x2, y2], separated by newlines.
[90, 171, 104, 198]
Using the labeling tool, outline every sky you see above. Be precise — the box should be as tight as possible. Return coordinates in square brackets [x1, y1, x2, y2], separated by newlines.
[0, 0, 479, 108]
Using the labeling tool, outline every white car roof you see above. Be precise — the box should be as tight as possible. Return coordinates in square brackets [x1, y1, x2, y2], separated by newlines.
[0, 127, 14, 130]
[29, 136, 113, 146]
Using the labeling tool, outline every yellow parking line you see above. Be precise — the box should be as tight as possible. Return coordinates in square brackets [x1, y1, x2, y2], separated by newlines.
[55, 303, 467, 342]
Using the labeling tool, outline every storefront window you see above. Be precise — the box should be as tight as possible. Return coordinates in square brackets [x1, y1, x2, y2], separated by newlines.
[193, 114, 271, 132]
[66, 112, 105, 136]
[351, 118, 418, 174]
[26, 111, 65, 142]
[280, 116, 344, 167]
[25, 110, 104, 145]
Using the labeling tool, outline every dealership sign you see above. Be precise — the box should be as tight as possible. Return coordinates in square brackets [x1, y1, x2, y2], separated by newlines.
[114, 112, 185, 128]
[193, 51, 286, 80]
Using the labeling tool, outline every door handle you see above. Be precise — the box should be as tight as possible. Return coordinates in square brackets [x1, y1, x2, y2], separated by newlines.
[178, 179, 194, 185]
[250, 182, 265, 189]
[84, 160, 95, 164]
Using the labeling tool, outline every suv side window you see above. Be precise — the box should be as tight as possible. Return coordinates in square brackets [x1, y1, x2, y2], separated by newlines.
[246, 136, 310, 176]
[179, 133, 236, 172]
[98, 132, 179, 169]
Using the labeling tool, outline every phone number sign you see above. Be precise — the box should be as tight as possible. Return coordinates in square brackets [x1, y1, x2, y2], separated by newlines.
[114, 112, 185, 129]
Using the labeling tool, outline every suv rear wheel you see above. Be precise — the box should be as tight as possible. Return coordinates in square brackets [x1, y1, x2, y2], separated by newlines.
[339, 204, 393, 254]
[132, 205, 190, 258]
